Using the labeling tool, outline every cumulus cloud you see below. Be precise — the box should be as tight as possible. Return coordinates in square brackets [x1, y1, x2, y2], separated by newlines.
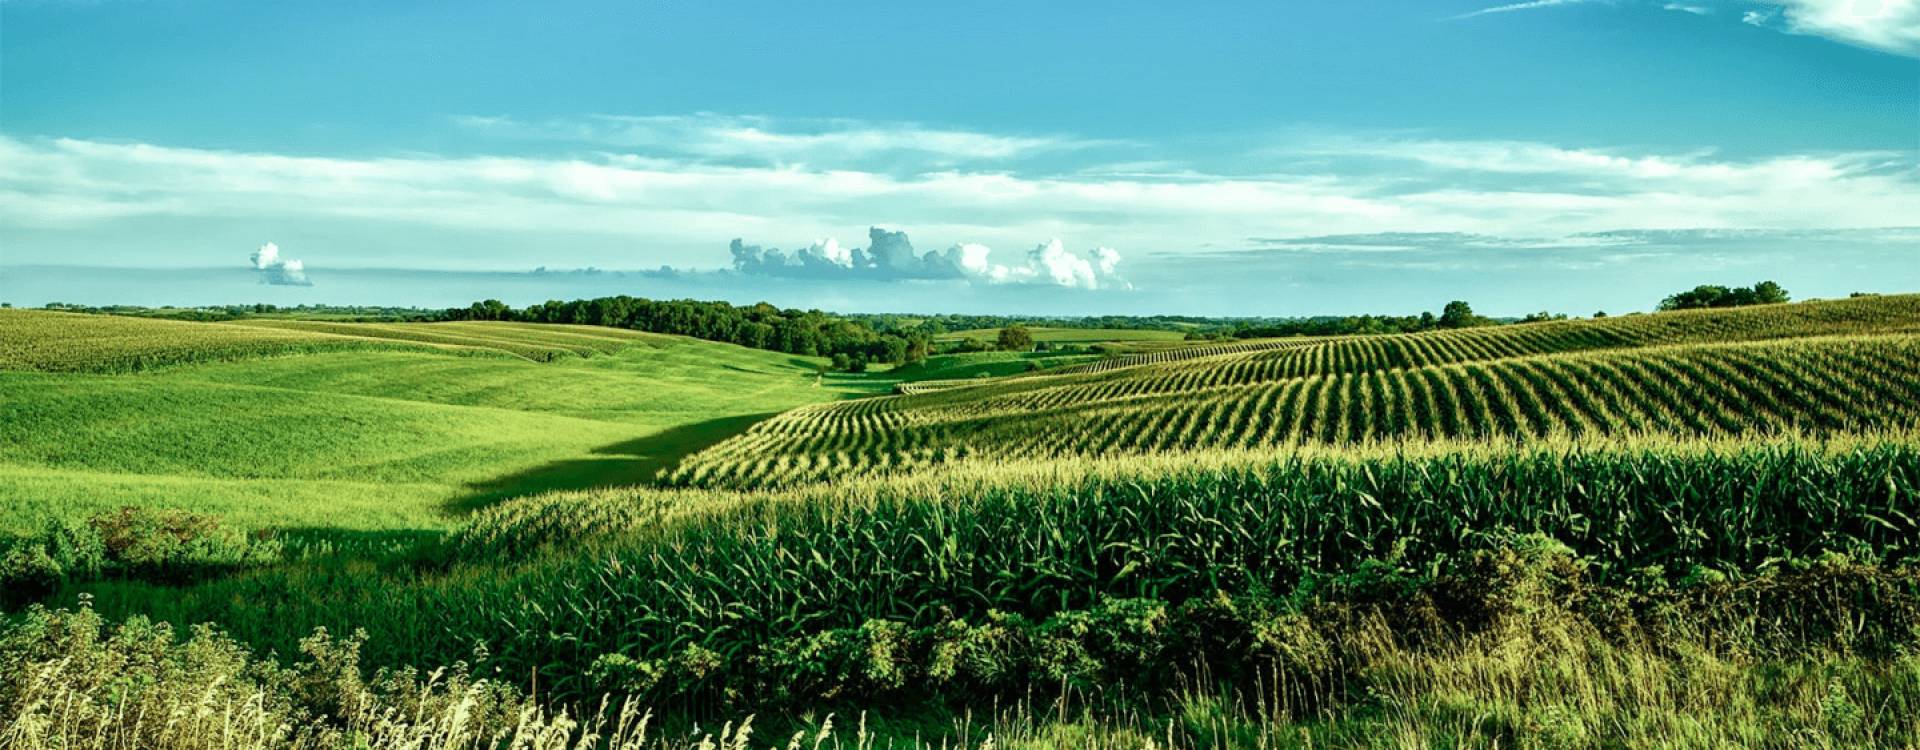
[729, 227, 1126, 290]
[249, 241, 311, 286]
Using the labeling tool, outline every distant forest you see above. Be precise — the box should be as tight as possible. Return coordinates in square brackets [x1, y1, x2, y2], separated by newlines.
[36, 280, 1792, 370]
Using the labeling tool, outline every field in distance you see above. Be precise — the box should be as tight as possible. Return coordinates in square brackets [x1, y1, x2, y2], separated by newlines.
[935, 325, 1192, 344]
[671, 294, 1920, 487]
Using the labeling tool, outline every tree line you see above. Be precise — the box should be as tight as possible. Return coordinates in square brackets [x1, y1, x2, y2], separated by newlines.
[448, 296, 929, 370]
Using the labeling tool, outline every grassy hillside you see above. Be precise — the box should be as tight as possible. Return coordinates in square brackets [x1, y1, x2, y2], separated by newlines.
[671, 295, 1920, 487]
[0, 313, 876, 535]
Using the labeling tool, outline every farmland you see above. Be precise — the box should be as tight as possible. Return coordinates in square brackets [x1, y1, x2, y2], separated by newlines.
[5, 297, 1920, 749]
[671, 294, 1920, 487]
[936, 326, 1193, 344]
[0, 310, 880, 533]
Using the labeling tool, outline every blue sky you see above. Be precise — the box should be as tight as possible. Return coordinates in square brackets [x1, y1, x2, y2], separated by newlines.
[2, 0, 1916, 315]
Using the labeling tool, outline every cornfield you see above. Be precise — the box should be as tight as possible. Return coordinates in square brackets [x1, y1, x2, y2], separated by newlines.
[670, 295, 1920, 488]
[99, 434, 1920, 704]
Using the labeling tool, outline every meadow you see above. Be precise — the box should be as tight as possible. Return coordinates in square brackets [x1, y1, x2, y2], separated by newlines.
[5, 297, 1920, 749]
[0, 310, 881, 534]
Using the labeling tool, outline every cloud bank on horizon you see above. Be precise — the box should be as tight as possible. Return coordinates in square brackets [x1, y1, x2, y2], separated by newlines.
[729, 228, 1125, 290]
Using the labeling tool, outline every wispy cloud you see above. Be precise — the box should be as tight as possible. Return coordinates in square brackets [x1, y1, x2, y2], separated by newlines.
[1662, 3, 1710, 15]
[1451, 0, 1600, 20]
[453, 113, 1111, 169]
[1, 132, 1913, 277]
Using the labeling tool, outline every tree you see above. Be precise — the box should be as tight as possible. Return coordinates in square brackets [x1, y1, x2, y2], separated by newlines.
[1439, 301, 1486, 329]
[830, 353, 852, 371]
[463, 299, 512, 321]
[996, 325, 1035, 352]
[1659, 281, 1788, 311]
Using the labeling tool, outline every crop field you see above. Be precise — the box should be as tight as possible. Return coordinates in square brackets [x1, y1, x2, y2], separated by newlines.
[670, 295, 1920, 487]
[7, 296, 1920, 750]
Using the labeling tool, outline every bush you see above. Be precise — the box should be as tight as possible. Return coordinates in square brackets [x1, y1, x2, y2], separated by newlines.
[0, 507, 281, 601]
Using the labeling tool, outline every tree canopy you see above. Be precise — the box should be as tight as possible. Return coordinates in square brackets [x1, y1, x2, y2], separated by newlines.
[1658, 281, 1790, 311]
[996, 325, 1035, 352]
[446, 296, 924, 370]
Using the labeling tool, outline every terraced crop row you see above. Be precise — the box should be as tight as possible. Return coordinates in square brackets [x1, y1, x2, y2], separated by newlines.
[671, 321, 1920, 488]
[879, 296, 1920, 419]
[0, 311, 669, 373]
[0, 310, 455, 373]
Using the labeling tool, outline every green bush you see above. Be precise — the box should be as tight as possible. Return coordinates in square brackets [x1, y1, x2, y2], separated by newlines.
[0, 507, 282, 601]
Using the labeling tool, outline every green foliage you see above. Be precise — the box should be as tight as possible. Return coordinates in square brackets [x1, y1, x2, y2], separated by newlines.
[995, 324, 1036, 352]
[1, 507, 282, 601]
[1439, 300, 1492, 328]
[10, 551, 1920, 748]
[455, 295, 931, 366]
[1659, 280, 1791, 311]
[66, 438, 1920, 707]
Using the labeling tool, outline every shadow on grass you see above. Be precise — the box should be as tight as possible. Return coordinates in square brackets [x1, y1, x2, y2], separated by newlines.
[445, 411, 782, 513]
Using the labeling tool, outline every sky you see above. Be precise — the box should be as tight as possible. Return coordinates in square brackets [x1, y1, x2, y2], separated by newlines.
[1, 0, 1916, 316]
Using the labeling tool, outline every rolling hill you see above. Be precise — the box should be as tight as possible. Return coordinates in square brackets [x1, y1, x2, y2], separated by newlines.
[0, 311, 876, 534]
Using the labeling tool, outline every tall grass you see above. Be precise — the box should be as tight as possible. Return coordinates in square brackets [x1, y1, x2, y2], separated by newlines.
[10, 546, 1920, 749]
[58, 436, 1920, 708]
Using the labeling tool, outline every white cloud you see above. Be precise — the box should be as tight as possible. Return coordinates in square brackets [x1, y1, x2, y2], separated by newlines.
[1, 133, 1913, 278]
[728, 228, 1126, 289]
[1449, 0, 1918, 56]
[1756, 0, 1920, 56]
[249, 241, 311, 286]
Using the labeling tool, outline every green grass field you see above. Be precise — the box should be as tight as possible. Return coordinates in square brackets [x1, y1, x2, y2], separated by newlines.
[7, 299, 1920, 749]
[0, 311, 880, 535]
[935, 326, 1192, 344]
